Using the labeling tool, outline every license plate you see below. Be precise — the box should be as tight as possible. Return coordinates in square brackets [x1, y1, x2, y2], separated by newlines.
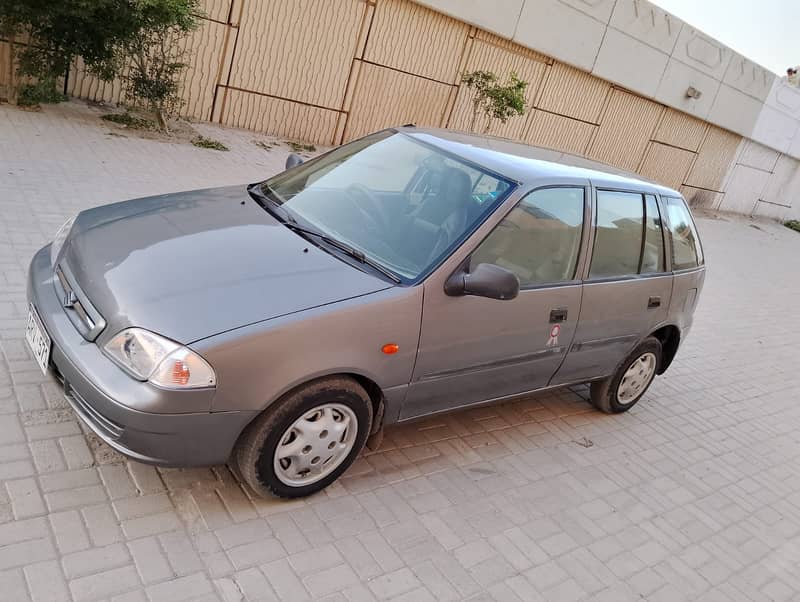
[25, 304, 51, 375]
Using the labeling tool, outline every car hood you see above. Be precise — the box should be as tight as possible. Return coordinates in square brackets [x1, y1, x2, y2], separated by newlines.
[61, 186, 391, 343]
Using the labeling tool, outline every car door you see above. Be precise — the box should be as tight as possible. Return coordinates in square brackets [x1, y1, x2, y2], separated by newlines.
[400, 185, 589, 420]
[551, 188, 673, 385]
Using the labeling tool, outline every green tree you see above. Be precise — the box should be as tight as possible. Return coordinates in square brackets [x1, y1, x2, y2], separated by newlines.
[0, 0, 141, 103]
[461, 70, 528, 134]
[0, 0, 199, 122]
[0, 0, 33, 103]
[120, 0, 200, 132]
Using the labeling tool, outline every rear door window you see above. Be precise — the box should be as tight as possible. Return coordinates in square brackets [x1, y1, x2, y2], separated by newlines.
[589, 190, 645, 278]
[664, 196, 703, 270]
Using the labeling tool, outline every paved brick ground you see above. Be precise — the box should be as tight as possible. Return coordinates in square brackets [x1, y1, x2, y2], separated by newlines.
[2, 101, 800, 601]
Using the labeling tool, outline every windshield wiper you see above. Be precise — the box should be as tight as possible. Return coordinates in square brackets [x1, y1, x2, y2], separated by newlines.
[283, 222, 401, 284]
[248, 184, 400, 284]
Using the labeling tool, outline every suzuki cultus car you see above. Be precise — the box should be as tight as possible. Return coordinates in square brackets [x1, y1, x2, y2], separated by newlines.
[27, 127, 704, 497]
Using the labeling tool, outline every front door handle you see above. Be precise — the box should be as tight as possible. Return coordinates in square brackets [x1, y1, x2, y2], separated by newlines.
[648, 296, 661, 309]
[549, 308, 568, 323]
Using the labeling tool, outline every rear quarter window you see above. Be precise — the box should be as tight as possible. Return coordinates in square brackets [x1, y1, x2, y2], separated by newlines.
[664, 196, 703, 270]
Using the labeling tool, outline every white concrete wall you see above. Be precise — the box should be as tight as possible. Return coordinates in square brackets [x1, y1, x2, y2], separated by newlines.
[413, 0, 800, 162]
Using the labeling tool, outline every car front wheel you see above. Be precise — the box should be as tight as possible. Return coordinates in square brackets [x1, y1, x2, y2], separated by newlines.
[234, 377, 372, 498]
[590, 337, 662, 414]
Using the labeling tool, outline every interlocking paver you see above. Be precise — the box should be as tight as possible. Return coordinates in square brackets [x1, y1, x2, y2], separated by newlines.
[3, 100, 800, 600]
[127, 536, 173, 585]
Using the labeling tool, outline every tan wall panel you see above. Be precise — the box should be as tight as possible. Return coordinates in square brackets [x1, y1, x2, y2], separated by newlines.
[680, 185, 723, 210]
[637, 142, 695, 190]
[229, 0, 363, 108]
[220, 88, 339, 144]
[0, 41, 11, 94]
[737, 140, 780, 172]
[652, 108, 707, 152]
[522, 110, 595, 155]
[447, 36, 548, 139]
[344, 62, 452, 141]
[364, 0, 469, 83]
[587, 89, 663, 171]
[536, 62, 610, 123]
[685, 125, 741, 191]
[200, 0, 232, 22]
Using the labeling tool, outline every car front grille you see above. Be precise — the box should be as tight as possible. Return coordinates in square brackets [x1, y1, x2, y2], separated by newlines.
[54, 263, 106, 341]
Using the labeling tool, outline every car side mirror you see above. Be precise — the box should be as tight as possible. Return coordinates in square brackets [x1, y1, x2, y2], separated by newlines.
[285, 153, 304, 169]
[445, 263, 519, 300]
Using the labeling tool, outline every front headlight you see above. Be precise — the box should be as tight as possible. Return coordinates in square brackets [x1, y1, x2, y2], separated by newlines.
[103, 328, 216, 389]
[50, 215, 77, 266]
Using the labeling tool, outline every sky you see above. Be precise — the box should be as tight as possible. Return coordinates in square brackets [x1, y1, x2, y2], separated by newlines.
[651, 0, 798, 75]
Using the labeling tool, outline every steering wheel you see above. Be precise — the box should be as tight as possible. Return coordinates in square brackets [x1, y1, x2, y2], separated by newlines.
[346, 183, 390, 234]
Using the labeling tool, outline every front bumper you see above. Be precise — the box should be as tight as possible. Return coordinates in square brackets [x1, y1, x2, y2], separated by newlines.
[27, 246, 257, 466]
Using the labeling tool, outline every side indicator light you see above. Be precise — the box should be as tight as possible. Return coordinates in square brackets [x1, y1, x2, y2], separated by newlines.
[381, 343, 399, 355]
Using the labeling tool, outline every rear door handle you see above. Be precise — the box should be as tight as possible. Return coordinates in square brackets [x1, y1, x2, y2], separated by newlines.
[648, 296, 661, 309]
[549, 308, 568, 323]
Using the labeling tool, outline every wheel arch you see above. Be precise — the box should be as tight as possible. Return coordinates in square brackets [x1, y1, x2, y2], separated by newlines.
[238, 371, 386, 442]
[649, 324, 681, 375]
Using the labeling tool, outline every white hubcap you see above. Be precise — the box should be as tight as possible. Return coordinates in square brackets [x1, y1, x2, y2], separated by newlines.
[273, 403, 358, 487]
[617, 352, 657, 404]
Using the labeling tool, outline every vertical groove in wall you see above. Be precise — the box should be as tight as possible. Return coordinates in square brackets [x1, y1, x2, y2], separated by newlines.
[178, 19, 229, 120]
[217, 0, 246, 123]
[339, 0, 378, 145]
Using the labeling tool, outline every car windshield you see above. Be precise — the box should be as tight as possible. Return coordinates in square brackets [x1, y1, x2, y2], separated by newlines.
[260, 131, 515, 282]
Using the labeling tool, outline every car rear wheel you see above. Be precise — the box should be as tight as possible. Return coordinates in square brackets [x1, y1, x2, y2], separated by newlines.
[234, 377, 372, 498]
[590, 337, 662, 414]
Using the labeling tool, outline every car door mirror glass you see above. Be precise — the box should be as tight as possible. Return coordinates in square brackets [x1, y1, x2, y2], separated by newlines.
[285, 153, 304, 170]
[446, 263, 519, 300]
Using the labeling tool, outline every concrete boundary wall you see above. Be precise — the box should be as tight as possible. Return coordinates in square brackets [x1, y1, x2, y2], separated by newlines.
[1, 0, 798, 220]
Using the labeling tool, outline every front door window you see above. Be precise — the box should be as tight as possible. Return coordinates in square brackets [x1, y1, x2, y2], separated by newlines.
[472, 187, 585, 286]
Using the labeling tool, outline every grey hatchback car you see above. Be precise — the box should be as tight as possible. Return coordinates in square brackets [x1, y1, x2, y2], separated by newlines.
[27, 127, 705, 498]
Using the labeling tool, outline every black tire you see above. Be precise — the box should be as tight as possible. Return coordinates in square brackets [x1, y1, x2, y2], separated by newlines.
[234, 377, 372, 498]
[590, 337, 662, 414]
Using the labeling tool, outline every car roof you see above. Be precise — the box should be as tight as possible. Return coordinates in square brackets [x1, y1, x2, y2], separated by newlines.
[398, 126, 682, 198]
